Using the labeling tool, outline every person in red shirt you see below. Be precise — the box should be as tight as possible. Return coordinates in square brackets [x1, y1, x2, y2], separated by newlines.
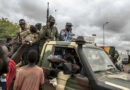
[0, 45, 16, 90]
[6, 59, 16, 90]
[0, 45, 9, 90]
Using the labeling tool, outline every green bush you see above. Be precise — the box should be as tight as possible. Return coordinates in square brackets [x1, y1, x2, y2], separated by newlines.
[0, 18, 20, 42]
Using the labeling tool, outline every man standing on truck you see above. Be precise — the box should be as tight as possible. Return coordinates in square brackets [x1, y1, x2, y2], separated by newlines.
[13, 49, 44, 90]
[39, 15, 59, 42]
[60, 22, 74, 42]
[39, 15, 59, 53]
[23, 25, 39, 64]
[13, 19, 31, 59]
[18, 19, 30, 44]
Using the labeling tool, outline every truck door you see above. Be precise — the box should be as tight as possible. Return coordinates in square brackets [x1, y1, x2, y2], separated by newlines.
[39, 44, 54, 68]
[53, 47, 90, 90]
[64, 74, 90, 90]
[39, 44, 56, 90]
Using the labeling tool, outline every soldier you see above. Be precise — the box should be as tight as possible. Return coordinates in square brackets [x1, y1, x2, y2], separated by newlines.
[23, 25, 39, 64]
[18, 19, 30, 44]
[35, 23, 42, 34]
[39, 15, 59, 42]
[25, 25, 39, 44]
[39, 15, 59, 53]
[60, 22, 74, 42]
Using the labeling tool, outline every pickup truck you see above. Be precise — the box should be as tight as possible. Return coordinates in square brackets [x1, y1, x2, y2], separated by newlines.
[38, 36, 130, 90]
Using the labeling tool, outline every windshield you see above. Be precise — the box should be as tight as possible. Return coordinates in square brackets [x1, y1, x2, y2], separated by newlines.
[83, 48, 116, 72]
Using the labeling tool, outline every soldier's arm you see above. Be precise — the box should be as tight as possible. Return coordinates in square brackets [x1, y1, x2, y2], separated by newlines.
[72, 64, 80, 73]
[40, 26, 48, 40]
[20, 30, 30, 38]
[48, 56, 67, 63]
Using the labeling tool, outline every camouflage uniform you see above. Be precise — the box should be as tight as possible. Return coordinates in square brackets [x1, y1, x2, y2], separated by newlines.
[18, 24, 30, 43]
[39, 15, 59, 53]
[24, 33, 39, 44]
[40, 26, 59, 41]
[23, 25, 39, 65]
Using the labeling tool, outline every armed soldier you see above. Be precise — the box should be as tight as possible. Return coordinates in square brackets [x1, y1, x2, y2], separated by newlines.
[18, 19, 30, 44]
[39, 15, 59, 42]
[39, 15, 59, 52]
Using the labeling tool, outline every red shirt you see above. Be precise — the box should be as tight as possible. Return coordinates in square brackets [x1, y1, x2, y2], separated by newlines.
[6, 60, 16, 90]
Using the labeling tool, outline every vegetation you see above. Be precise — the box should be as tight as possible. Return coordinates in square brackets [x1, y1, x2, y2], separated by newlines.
[0, 18, 20, 42]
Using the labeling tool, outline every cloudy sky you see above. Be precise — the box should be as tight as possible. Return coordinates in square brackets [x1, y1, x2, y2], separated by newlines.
[0, 0, 130, 50]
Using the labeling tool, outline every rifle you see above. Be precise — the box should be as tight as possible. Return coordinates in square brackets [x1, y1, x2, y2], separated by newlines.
[11, 44, 25, 64]
[46, 2, 49, 23]
[11, 41, 30, 64]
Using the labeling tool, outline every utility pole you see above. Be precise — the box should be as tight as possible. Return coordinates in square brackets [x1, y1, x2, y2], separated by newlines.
[103, 22, 109, 46]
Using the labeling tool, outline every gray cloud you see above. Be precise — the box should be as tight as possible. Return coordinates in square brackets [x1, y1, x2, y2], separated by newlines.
[19, 0, 46, 22]
[0, 0, 130, 50]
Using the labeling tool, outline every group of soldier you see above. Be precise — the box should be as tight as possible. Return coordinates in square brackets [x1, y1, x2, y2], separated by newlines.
[14, 15, 73, 63]
[18, 15, 73, 46]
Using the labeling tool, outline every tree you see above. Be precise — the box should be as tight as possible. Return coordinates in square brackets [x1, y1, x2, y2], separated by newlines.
[0, 18, 20, 42]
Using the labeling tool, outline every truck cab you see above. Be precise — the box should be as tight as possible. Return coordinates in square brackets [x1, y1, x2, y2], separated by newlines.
[39, 37, 130, 90]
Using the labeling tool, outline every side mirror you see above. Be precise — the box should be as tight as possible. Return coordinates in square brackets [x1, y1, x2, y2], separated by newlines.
[63, 63, 72, 74]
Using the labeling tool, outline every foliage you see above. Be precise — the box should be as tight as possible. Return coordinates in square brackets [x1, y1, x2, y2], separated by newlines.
[0, 18, 20, 42]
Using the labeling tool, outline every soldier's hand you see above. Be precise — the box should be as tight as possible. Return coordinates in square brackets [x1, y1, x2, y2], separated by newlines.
[23, 40, 32, 47]
[72, 64, 80, 73]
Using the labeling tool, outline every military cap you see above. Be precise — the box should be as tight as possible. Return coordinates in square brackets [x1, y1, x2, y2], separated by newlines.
[35, 23, 42, 26]
[66, 22, 73, 26]
[48, 15, 55, 22]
